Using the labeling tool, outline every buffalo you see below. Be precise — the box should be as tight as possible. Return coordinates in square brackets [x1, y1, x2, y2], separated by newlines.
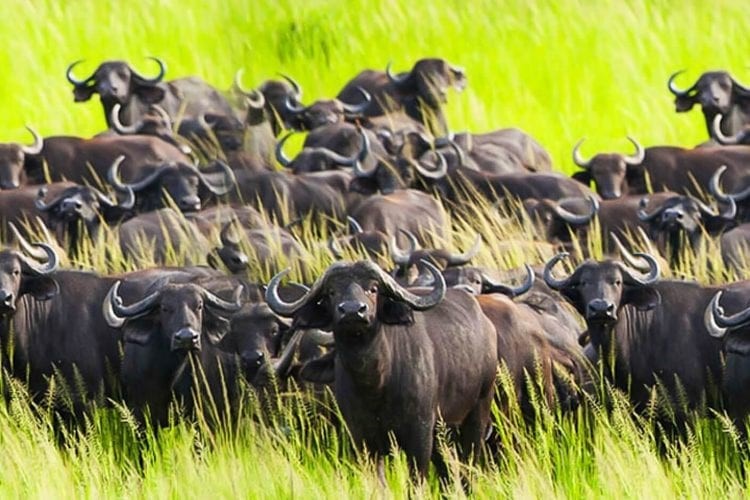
[265, 260, 497, 478]
[0, 127, 43, 189]
[283, 88, 372, 131]
[337, 58, 467, 135]
[544, 252, 725, 415]
[668, 70, 750, 140]
[275, 126, 370, 174]
[66, 58, 235, 129]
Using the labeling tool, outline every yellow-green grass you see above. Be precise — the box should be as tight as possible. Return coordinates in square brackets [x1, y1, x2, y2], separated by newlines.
[0, 0, 749, 497]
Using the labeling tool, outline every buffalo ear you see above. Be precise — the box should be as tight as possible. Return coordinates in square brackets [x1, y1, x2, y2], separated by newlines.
[20, 276, 59, 301]
[674, 96, 696, 112]
[377, 296, 414, 325]
[572, 171, 591, 187]
[73, 86, 97, 102]
[298, 350, 335, 384]
[622, 286, 661, 311]
[204, 314, 232, 345]
[133, 84, 166, 104]
[293, 302, 333, 330]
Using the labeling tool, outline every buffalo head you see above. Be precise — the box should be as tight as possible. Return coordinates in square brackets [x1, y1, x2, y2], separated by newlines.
[67, 58, 166, 115]
[110, 103, 191, 154]
[108, 155, 235, 212]
[668, 70, 750, 116]
[284, 87, 371, 130]
[543, 253, 660, 346]
[0, 127, 43, 190]
[328, 216, 390, 262]
[391, 231, 482, 285]
[571, 137, 645, 199]
[442, 265, 535, 297]
[103, 280, 242, 351]
[265, 260, 445, 337]
[257, 74, 304, 135]
[0, 226, 59, 316]
[387, 58, 467, 108]
[208, 220, 249, 274]
[523, 195, 599, 243]
[276, 127, 370, 173]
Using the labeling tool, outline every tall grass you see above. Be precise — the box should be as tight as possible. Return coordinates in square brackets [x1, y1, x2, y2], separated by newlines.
[0, 0, 749, 497]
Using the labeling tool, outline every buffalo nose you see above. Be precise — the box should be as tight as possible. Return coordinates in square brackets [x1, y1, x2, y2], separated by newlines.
[337, 301, 368, 317]
[179, 196, 201, 212]
[175, 328, 200, 343]
[663, 209, 682, 222]
[0, 290, 14, 307]
[587, 299, 615, 318]
[242, 350, 265, 366]
[0, 180, 19, 189]
[62, 199, 83, 211]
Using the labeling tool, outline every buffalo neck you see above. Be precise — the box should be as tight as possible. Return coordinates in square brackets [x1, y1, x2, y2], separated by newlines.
[334, 321, 391, 392]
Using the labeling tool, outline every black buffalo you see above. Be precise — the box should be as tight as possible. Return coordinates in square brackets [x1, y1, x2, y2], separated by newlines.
[544, 252, 724, 415]
[668, 70, 750, 140]
[265, 260, 497, 478]
[282, 88, 371, 131]
[337, 58, 467, 135]
[275, 126, 369, 174]
[0, 127, 43, 189]
[66, 58, 235, 129]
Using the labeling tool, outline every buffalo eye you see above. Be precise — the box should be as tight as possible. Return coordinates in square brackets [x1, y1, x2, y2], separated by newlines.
[614, 279, 622, 287]
[12, 269, 19, 277]
[368, 284, 379, 294]
[196, 301, 203, 311]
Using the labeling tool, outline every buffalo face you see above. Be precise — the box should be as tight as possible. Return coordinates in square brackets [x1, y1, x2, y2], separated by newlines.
[0, 234, 59, 316]
[543, 254, 660, 346]
[0, 127, 43, 190]
[226, 303, 291, 377]
[67, 59, 166, 108]
[389, 59, 467, 108]
[668, 71, 746, 115]
[571, 138, 645, 199]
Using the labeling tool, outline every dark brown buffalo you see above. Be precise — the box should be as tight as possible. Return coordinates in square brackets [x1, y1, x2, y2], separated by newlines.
[0, 182, 75, 233]
[231, 168, 354, 225]
[337, 58, 467, 135]
[718, 224, 750, 272]
[108, 154, 235, 212]
[441, 128, 553, 173]
[283, 87, 371, 131]
[328, 216, 390, 265]
[544, 253, 724, 415]
[571, 137, 750, 200]
[709, 165, 750, 223]
[0, 127, 43, 189]
[265, 260, 496, 478]
[391, 232, 483, 285]
[103, 276, 244, 425]
[276, 126, 370, 174]
[34, 181, 135, 256]
[66, 58, 235, 129]
[636, 194, 736, 266]
[254, 73, 304, 135]
[703, 282, 750, 421]
[668, 70, 750, 140]
[347, 189, 450, 248]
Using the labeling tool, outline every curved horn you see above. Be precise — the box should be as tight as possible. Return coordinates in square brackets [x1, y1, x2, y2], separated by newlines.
[274, 132, 294, 167]
[284, 95, 306, 114]
[220, 220, 241, 246]
[482, 264, 535, 297]
[108, 155, 166, 192]
[712, 114, 745, 145]
[328, 236, 344, 259]
[413, 151, 449, 179]
[445, 139, 466, 169]
[706, 290, 750, 333]
[390, 229, 419, 265]
[371, 259, 445, 311]
[554, 195, 600, 225]
[572, 138, 591, 169]
[265, 266, 331, 317]
[637, 197, 664, 222]
[386, 61, 409, 85]
[704, 291, 728, 339]
[447, 233, 482, 266]
[14, 236, 59, 276]
[202, 285, 243, 313]
[623, 136, 645, 166]
[278, 73, 302, 98]
[347, 216, 364, 234]
[34, 187, 57, 212]
[321, 127, 370, 167]
[305, 329, 335, 347]
[609, 232, 651, 273]
[150, 104, 173, 129]
[616, 253, 660, 286]
[689, 195, 736, 220]
[66, 60, 94, 86]
[194, 160, 236, 196]
[271, 328, 305, 377]
[667, 70, 693, 97]
[104, 281, 161, 327]
[709, 165, 750, 203]
[234, 70, 265, 108]
[21, 126, 43, 155]
[543, 252, 573, 290]
[110, 103, 139, 134]
[341, 87, 371, 115]
[8, 222, 50, 262]
[132, 57, 166, 84]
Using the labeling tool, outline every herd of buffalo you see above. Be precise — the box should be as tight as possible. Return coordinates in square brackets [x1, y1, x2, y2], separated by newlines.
[4, 56, 750, 478]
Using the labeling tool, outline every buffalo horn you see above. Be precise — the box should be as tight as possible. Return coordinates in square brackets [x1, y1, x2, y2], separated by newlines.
[482, 264, 535, 297]
[110, 103, 139, 134]
[21, 126, 43, 155]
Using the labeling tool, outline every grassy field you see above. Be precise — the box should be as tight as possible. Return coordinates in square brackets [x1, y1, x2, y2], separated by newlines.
[1, 0, 750, 497]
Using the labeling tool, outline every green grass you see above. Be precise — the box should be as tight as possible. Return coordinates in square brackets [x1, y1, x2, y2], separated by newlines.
[1, 0, 750, 497]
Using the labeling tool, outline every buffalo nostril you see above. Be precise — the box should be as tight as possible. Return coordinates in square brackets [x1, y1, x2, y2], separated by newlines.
[337, 303, 346, 314]
[606, 304, 615, 313]
[358, 304, 368, 314]
[75, 201, 83, 209]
